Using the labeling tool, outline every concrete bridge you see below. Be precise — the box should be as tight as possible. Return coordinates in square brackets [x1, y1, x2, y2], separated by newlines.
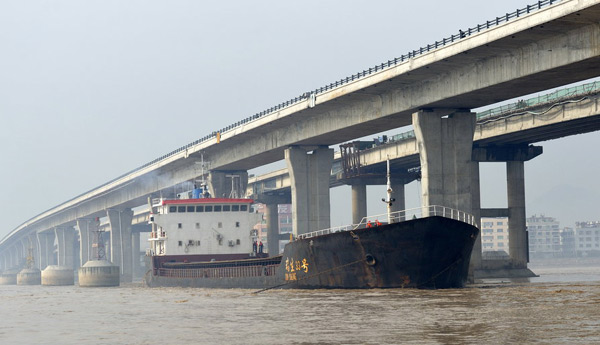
[1, 0, 599, 282]
[249, 81, 600, 276]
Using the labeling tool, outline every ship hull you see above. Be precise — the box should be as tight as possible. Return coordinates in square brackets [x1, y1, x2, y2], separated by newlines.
[146, 216, 478, 289]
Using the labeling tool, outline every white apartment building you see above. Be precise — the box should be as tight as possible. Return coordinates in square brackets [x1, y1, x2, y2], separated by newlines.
[575, 221, 600, 256]
[480, 217, 509, 255]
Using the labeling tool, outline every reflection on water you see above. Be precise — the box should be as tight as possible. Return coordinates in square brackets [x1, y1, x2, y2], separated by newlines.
[1, 262, 599, 345]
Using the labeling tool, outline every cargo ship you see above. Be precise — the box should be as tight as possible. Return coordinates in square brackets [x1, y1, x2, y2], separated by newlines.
[145, 162, 479, 290]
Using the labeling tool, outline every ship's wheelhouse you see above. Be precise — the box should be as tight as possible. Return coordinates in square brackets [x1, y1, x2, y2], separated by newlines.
[149, 198, 261, 257]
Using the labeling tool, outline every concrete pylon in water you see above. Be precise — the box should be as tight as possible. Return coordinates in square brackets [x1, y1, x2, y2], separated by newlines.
[0, 269, 19, 285]
[17, 247, 41, 285]
[17, 268, 42, 285]
[78, 260, 120, 287]
[42, 265, 75, 286]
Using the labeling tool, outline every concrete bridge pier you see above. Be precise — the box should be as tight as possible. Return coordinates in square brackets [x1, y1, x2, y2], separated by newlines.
[208, 170, 249, 198]
[390, 182, 406, 219]
[469, 162, 483, 278]
[132, 231, 140, 278]
[55, 227, 76, 269]
[413, 109, 476, 213]
[350, 181, 406, 224]
[471, 145, 541, 278]
[107, 209, 133, 282]
[258, 194, 291, 255]
[37, 231, 55, 270]
[77, 219, 98, 266]
[285, 146, 334, 236]
[507, 161, 527, 268]
[351, 183, 367, 225]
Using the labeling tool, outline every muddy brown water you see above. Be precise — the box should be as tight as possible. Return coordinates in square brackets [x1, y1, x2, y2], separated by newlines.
[1, 262, 599, 345]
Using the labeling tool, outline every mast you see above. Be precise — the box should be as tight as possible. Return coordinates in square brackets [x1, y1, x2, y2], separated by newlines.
[382, 155, 395, 224]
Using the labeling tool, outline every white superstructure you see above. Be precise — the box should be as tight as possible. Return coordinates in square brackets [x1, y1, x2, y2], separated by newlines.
[148, 197, 262, 256]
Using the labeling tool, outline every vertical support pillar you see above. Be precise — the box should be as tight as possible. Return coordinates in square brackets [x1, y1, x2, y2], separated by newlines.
[351, 184, 367, 225]
[507, 161, 527, 268]
[76, 219, 92, 266]
[412, 110, 476, 213]
[107, 209, 134, 282]
[469, 161, 482, 273]
[207, 170, 249, 198]
[132, 231, 140, 278]
[27, 234, 39, 269]
[285, 146, 334, 236]
[16, 242, 24, 267]
[37, 232, 55, 269]
[54, 227, 76, 268]
[390, 182, 406, 218]
[265, 203, 279, 255]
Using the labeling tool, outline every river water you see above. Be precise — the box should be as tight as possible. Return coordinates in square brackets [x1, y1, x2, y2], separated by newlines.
[1, 260, 600, 345]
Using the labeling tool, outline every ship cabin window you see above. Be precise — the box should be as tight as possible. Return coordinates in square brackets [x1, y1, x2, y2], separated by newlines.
[232, 205, 240, 212]
[169, 206, 177, 213]
[195, 223, 200, 229]
[187, 206, 195, 212]
[223, 205, 231, 212]
[196, 240, 201, 246]
[240, 205, 248, 212]
[205, 205, 213, 212]
[178, 241, 182, 246]
[218, 222, 222, 228]
[178, 206, 186, 213]
[178, 223, 182, 229]
[236, 239, 240, 245]
[214, 205, 222, 212]
[188, 240, 194, 245]
[196, 206, 204, 212]
[236, 222, 240, 228]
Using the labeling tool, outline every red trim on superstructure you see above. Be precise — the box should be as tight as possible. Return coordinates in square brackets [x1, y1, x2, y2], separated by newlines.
[162, 198, 254, 205]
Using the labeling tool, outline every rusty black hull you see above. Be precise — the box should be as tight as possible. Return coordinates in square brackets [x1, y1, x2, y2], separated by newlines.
[146, 216, 479, 289]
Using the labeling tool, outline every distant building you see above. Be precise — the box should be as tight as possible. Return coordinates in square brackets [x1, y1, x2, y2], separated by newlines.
[575, 221, 600, 257]
[526, 214, 578, 258]
[480, 217, 509, 257]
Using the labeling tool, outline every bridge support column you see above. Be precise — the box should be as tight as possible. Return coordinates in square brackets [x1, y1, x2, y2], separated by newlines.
[412, 109, 476, 213]
[54, 227, 76, 269]
[27, 234, 40, 269]
[37, 232, 55, 269]
[132, 231, 140, 278]
[507, 161, 527, 268]
[351, 184, 367, 225]
[390, 183, 406, 219]
[285, 146, 334, 236]
[208, 170, 249, 198]
[10, 246, 19, 268]
[107, 209, 134, 282]
[469, 162, 482, 276]
[76, 219, 98, 265]
[264, 203, 279, 255]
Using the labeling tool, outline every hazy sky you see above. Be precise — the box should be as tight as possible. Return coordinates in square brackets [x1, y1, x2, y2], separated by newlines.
[1, 0, 599, 240]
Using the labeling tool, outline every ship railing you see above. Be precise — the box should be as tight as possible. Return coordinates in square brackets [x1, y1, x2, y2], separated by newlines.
[297, 205, 476, 240]
[158, 264, 279, 279]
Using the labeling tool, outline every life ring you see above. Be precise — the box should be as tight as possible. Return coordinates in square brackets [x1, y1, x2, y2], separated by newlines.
[365, 254, 376, 266]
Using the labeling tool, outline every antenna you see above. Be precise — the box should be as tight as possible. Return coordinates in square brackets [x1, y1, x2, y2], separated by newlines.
[91, 220, 106, 261]
[226, 174, 240, 199]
